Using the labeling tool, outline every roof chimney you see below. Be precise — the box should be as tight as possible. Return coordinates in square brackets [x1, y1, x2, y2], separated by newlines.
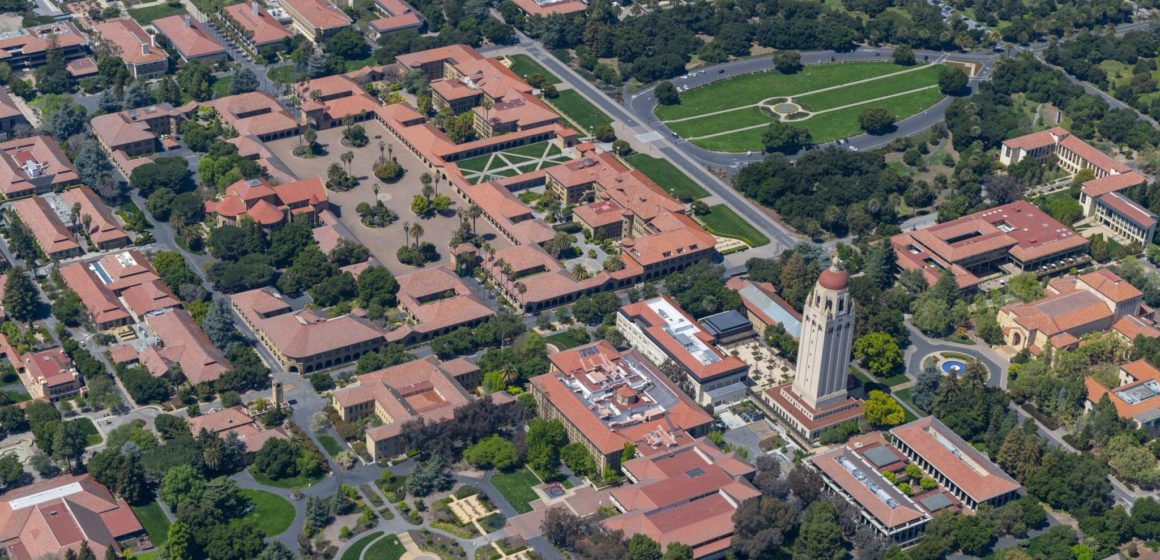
[252, 1, 259, 16]
[184, 14, 191, 27]
[141, 43, 149, 55]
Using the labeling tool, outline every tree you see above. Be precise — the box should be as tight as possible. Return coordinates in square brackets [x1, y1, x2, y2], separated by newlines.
[97, 89, 121, 113]
[939, 65, 969, 95]
[3, 269, 38, 326]
[324, 27, 369, 60]
[463, 435, 520, 471]
[594, 124, 616, 142]
[628, 534, 662, 560]
[1133, 497, 1160, 540]
[893, 45, 916, 65]
[541, 507, 585, 550]
[72, 138, 114, 193]
[52, 421, 89, 471]
[202, 297, 236, 350]
[164, 520, 196, 560]
[793, 502, 843, 560]
[35, 45, 71, 94]
[655, 81, 679, 105]
[955, 514, 996, 556]
[732, 497, 796, 559]
[858, 108, 895, 134]
[229, 68, 260, 94]
[661, 543, 694, 560]
[526, 418, 567, 475]
[176, 61, 213, 101]
[560, 442, 596, 477]
[986, 174, 1026, 205]
[863, 390, 906, 428]
[853, 332, 903, 377]
[123, 82, 150, 109]
[159, 465, 205, 512]
[1026, 449, 1111, 518]
[0, 453, 25, 490]
[774, 50, 802, 73]
[1006, 273, 1043, 302]
[253, 439, 298, 480]
[400, 69, 429, 94]
[45, 103, 86, 142]
[762, 121, 812, 154]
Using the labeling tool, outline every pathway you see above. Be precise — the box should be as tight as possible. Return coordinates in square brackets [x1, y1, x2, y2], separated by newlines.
[662, 60, 946, 124]
[685, 85, 942, 140]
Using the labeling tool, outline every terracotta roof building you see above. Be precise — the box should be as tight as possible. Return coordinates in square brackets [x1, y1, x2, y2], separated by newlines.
[387, 266, 494, 345]
[0, 334, 80, 401]
[1085, 359, 1160, 435]
[0, 474, 144, 560]
[186, 405, 288, 458]
[92, 19, 168, 79]
[726, 277, 802, 339]
[110, 309, 230, 386]
[889, 417, 1022, 510]
[368, 0, 423, 39]
[153, 15, 227, 63]
[510, 0, 587, 17]
[0, 87, 29, 141]
[221, 2, 293, 58]
[90, 104, 193, 175]
[205, 177, 328, 227]
[617, 296, 749, 407]
[397, 45, 532, 114]
[59, 251, 180, 331]
[530, 341, 714, 472]
[0, 135, 79, 199]
[997, 269, 1147, 355]
[9, 196, 81, 260]
[0, 21, 88, 69]
[205, 92, 300, 141]
[604, 439, 759, 559]
[59, 187, 130, 250]
[806, 432, 935, 546]
[891, 200, 1089, 290]
[294, 73, 380, 129]
[276, 0, 352, 41]
[232, 287, 386, 374]
[330, 356, 492, 460]
[1001, 127, 1133, 179]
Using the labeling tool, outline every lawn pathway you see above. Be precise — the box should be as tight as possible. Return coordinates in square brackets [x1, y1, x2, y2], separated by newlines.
[662, 59, 947, 124]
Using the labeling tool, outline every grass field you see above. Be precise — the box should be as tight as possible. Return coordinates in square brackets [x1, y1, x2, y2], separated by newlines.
[251, 465, 324, 489]
[506, 54, 560, 85]
[128, 2, 186, 23]
[341, 531, 383, 560]
[455, 142, 570, 184]
[546, 330, 588, 350]
[235, 489, 295, 536]
[132, 502, 170, 548]
[268, 65, 298, 84]
[699, 205, 770, 248]
[317, 434, 344, 456]
[212, 77, 233, 100]
[491, 467, 542, 514]
[549, 90, 613, 132]
[624, 154, 708, 201]
[657, 62, 946, 152]
[365, 534, 406, 560]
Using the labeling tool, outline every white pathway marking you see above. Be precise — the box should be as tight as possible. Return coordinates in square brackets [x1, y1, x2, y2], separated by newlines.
[663, 62, 945, 124]
[460, 145, 570, 182]
[686, 85, 941, 141]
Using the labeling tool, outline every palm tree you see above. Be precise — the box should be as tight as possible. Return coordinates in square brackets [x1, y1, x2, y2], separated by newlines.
[420, 172, 432, 192]
[434, 174, 441, 196]
[469, 203, 482, 235]
[402, 221, 410, 247]
[340, 151, 354, 174]
[409, 222, 424, 249]
[388, 143, 394, 162]
[421, 184, 434, 202]
[378, 140, 386, 163]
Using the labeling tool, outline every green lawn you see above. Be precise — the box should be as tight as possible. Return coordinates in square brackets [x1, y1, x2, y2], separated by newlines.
[490, 467, 542, 514]
[72, 417, 102, 447]
[894, 388, 926, 417]
[267, 65, 298, 85]
[454, 142, 570, 184]
[365, 534, 406, 560]
[546, 330, 588, 350]
[250, 466, 324, 489]
[341, 531, 383, 560]
[699, 205, 769, 248]
[549, 90, 613, 132]
[505, 54, 560, 85]
[212, 76, 233, 100]
[795, 64, 941, 112]
[624, 154, 708, 201]
[317, 434, 344, 456]
[131, 502, 170, 548]
[128, 2, 187, 23]
[235, 489, 295, 537]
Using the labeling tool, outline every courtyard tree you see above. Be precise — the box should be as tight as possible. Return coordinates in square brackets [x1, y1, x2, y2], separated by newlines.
[229, 68, 259, 94]
[853, 332, 903, 377]
[3, 269, 39, 327]
[1006, 272, 1043, 302]
[863, 390, 906, 428]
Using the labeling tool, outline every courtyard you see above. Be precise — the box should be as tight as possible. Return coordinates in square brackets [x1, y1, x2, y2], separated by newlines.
[264, 120, 513, 276]
[656, 61, 948, 151]
[456, 142, 573, 184]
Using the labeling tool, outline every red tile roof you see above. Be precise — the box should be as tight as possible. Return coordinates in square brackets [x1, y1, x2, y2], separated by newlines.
[187, 406, 287, 452]
[92, 19, 167, 67]
[232, 287, 385, 360]
[152, 15, 226, 59]
[223, 3, 292, 46]
[1080, 171, 1148, 198]
[331, 356, 473, 443]
[0, 135, 78, 197]
[394, 266, 494, 337]
[807, 432, 930, 529]
[0, 22, 88, 62]
[1098, 191, 1157, 228]
[618, 295, 748, 382]
[509, 0, 587, 16]
[10, 196, 80, 258]
[1086, 359, 1160, 421]
[0, 474, 139, 560]
[59, 187, 129, 248]
[59, 263, 130, 328]
[280, 0, 352, 31]
[140, 309, 230, 385]
[890, 417, 1022, 503]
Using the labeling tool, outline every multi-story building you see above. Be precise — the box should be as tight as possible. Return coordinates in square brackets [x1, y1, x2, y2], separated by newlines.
[1002, 127, 1157, 247]
[0, 474, 145, 559]
[0, 88, 29, 141]
[153, 15, 228, 63]
[60, 186, 131, 250]
[889, 417, 1022, 510]
[0, 135, 79, 199]
[9, 196, 82, 260]
[60, 250, 181, 331]
[0, 21, 88, 69]
[330, 356, 495, 461]
[509, 0, 587, 17]
[92, 19, 168, 79]
[763, 259, 864, 442]
[387, 265, 495, 345]
[0, 335, 80, 400]
[90, 104, 193, 175]
[891, 200, 1089, 290]
[997, 268, 1151, 355]
[185, 406, 287, 460]
[110, 308, 231, 386]
[529, 340, 714, 472]
[205, 91, 300, 141]
[232, 287, 386, 374]
[367, 0, 423, 39]
[204, 177, 329, 228]
[1085, 359, 1160, 435]
[617, 295, 749, 407]
[276, 0, 352, 42]
[725, 277, 802, 339]
[294, 73, 381, 129]
[220, 2, 293, 59]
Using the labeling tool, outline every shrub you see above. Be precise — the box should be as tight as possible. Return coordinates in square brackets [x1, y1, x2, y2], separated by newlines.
[375, 161, 404, 183]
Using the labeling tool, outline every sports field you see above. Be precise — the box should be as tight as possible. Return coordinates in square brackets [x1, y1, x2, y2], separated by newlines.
[656, 62, 947, 152]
